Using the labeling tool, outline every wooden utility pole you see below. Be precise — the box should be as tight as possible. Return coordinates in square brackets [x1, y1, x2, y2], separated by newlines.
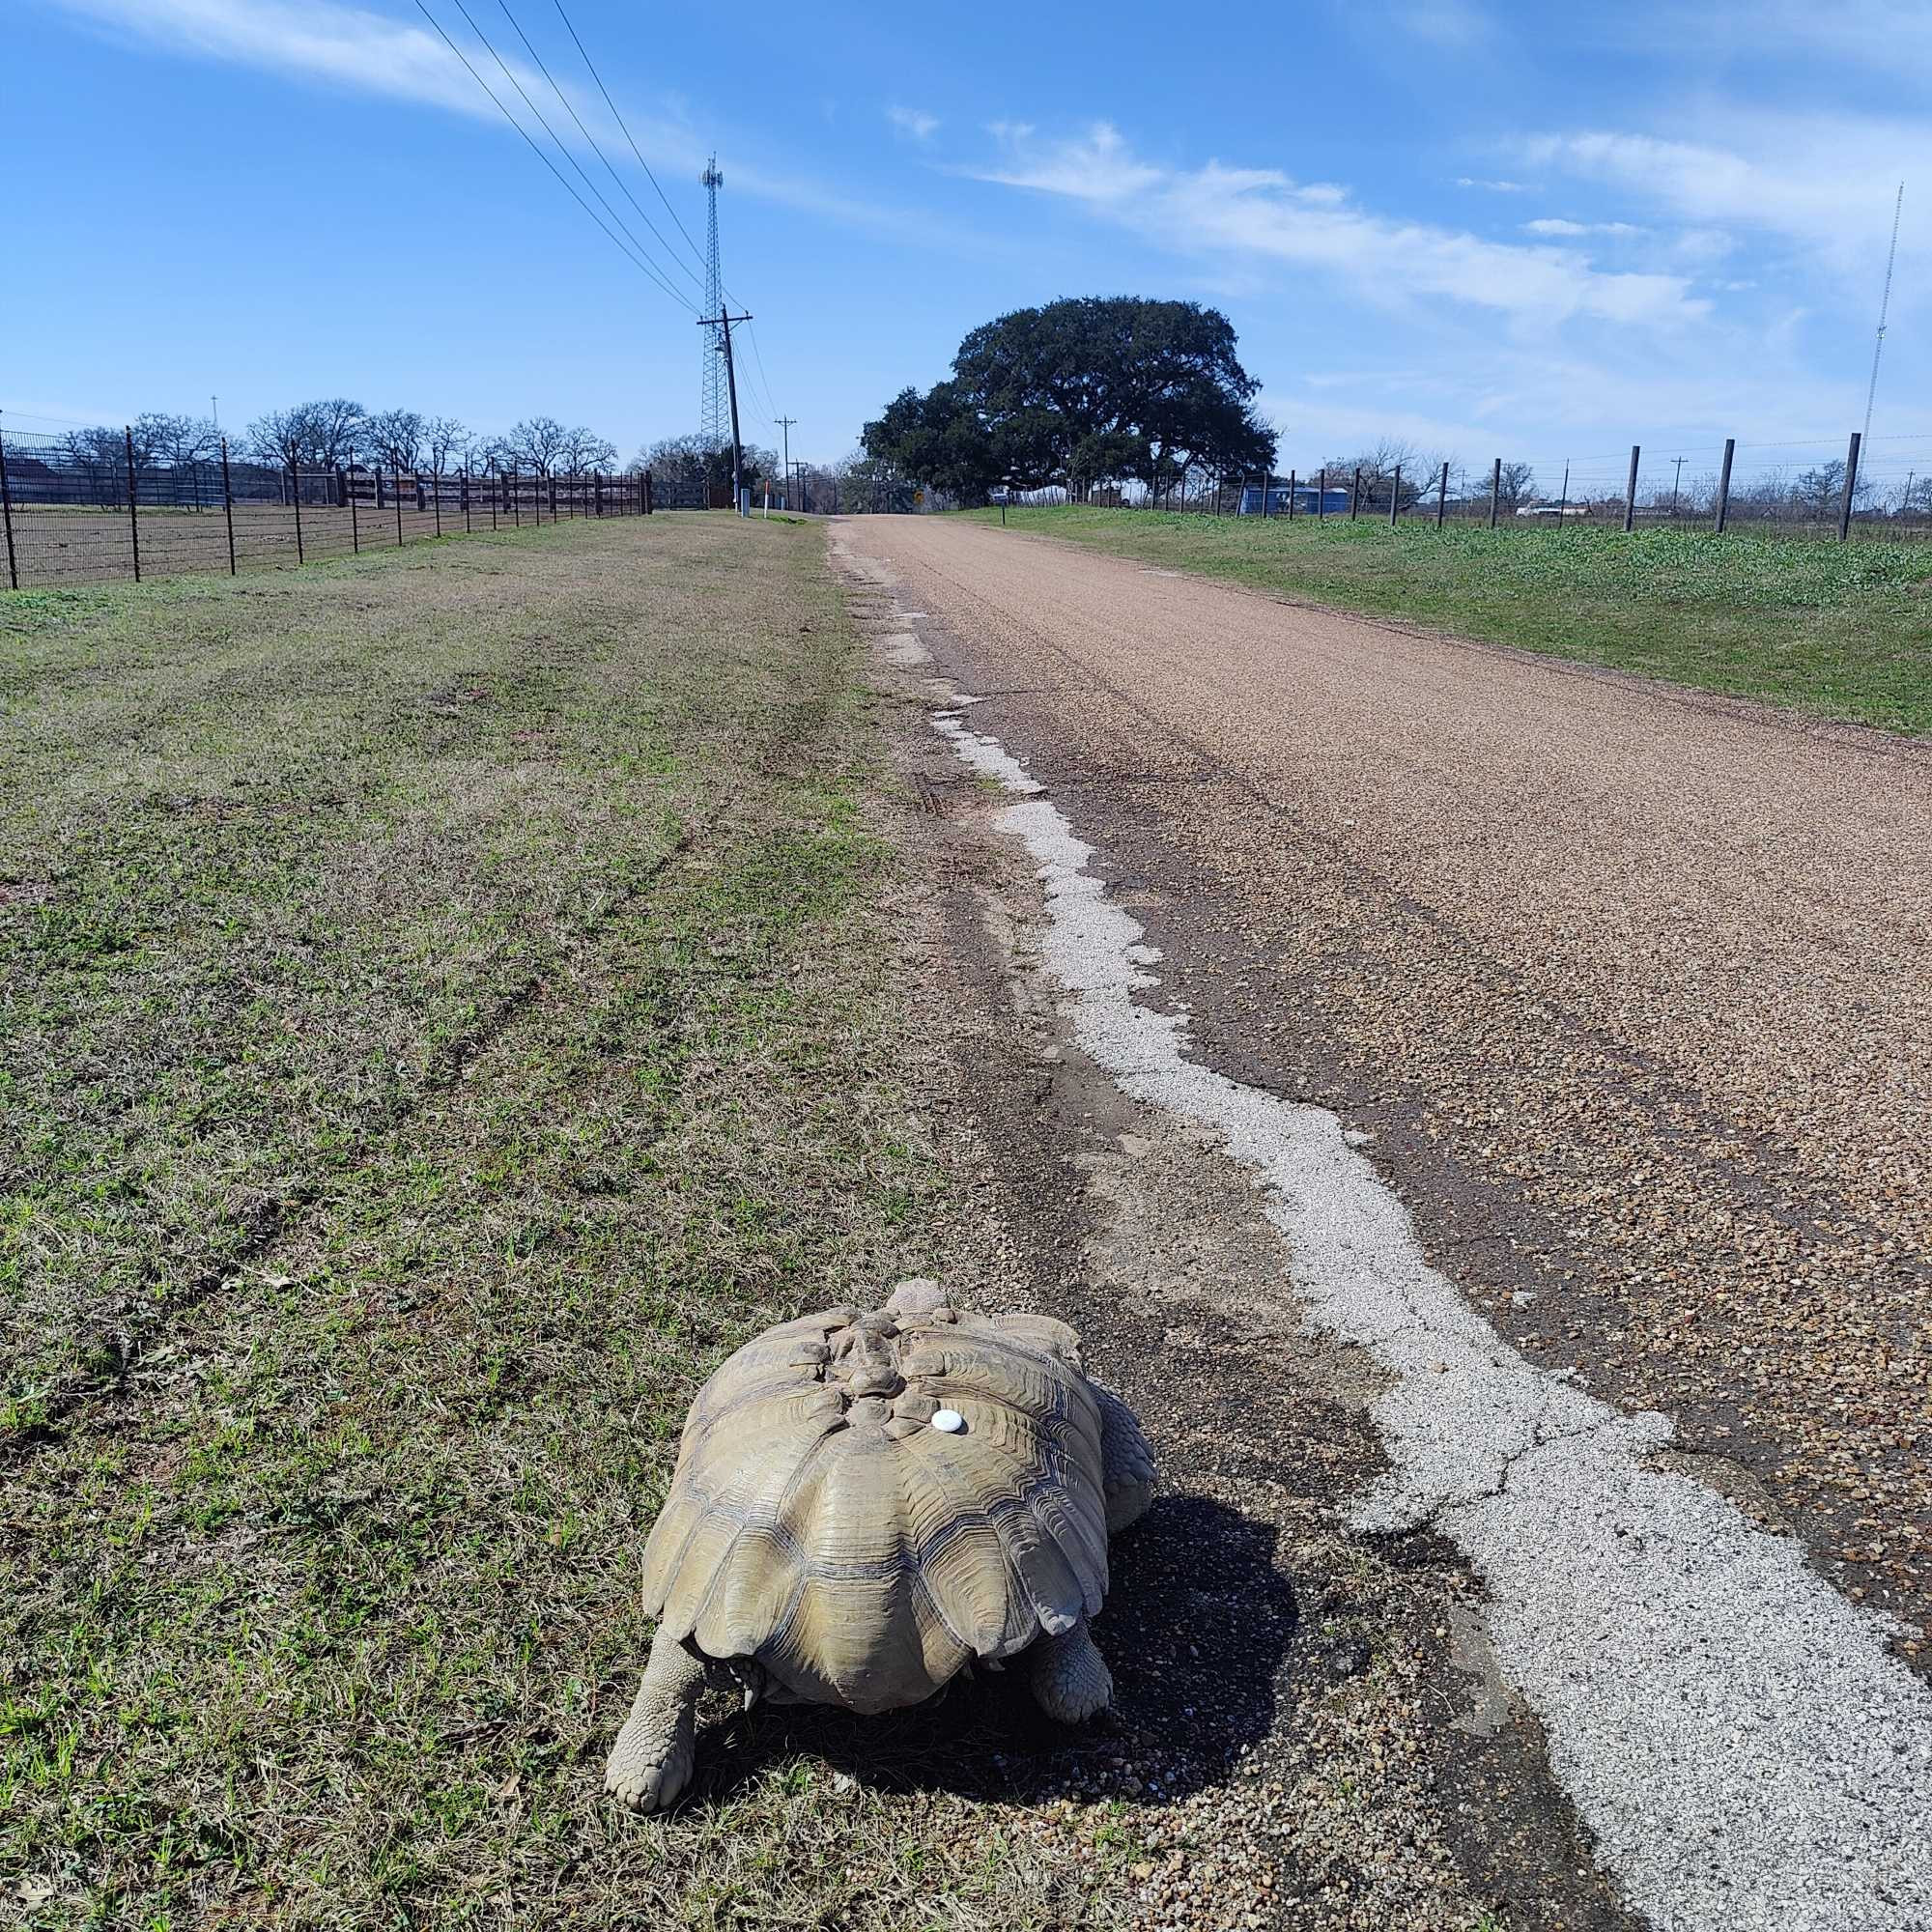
[1489, 457, 1501, 529]
[1838, 431, 1862, 542]
[775, 415, 797, 512]
[698, 310, 753, 511]
[1623, 444, 1641, 533]
[1714, 438, 1736, 534]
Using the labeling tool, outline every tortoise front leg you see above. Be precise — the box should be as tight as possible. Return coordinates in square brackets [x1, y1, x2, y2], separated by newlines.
[605, 1625, 707, 1813]
[1029, 1614, 1114, 1723]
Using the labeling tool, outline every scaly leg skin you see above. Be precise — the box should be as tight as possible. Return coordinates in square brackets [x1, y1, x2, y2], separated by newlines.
[1094, 1380, 1156, 1535]
[1030, 1615, 1114, 1724]
[605, 1626, 708, 1813]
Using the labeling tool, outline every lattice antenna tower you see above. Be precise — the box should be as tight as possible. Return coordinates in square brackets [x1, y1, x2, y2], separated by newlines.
[700, 156, 729, 448]
[1863, 182, 1905, 448]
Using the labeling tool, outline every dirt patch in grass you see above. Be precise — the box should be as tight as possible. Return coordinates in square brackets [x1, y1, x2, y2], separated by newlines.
[956, 506, 1932, 735]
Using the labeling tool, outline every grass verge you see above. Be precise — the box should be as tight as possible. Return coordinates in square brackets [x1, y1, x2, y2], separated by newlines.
[957, 504, 1932, 734]
[1, 519, 1120, 1928]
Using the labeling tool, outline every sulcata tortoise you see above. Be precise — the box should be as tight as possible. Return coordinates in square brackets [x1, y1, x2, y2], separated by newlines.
[606, 1278, 1156, 1811]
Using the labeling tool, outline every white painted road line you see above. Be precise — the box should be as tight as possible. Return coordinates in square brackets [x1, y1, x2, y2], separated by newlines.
[933, 706, 1932, 1932]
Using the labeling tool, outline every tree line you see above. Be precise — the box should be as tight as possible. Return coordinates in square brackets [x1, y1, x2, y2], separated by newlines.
[52, 403, 622, 479]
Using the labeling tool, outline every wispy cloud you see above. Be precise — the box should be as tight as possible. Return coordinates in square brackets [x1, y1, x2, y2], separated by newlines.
[1522, 121, 1927, 270]
[1522, 217, 1646, 238]
[887, 104, 939, 141]
[37, 0, 923, 242]
[1454, 177, 1527, 192]
[971, 125, 1708, 329]
[1399, 0, 1492, 49]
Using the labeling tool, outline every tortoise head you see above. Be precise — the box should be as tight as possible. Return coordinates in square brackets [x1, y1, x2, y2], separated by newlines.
[883, 1277, 950, 1318]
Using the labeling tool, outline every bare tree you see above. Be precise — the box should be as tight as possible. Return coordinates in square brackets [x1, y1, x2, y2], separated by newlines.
[363, 409, 427, 472]
[503, 416, 572, 478]
[1495, 460, 1536, 512]
[558, 424, 618, 473]
[1323, 438, 1438, 511]
[247, 399, 366, 467]
[130, 412, 219, 469]
[425, 416, 469, 476]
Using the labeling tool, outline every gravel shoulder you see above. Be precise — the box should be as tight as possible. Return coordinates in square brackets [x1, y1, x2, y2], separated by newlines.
[830, 512, 1932, 1929]
[839, 532, 1643, 1930]
[841, 513, 1932, 1661]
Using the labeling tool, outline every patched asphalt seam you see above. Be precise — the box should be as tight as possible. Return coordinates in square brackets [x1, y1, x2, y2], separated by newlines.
[930, 706, 1932, 1932]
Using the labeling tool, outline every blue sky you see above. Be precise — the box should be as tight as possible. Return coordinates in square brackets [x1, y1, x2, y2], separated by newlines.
[7, 0, 1928, 496]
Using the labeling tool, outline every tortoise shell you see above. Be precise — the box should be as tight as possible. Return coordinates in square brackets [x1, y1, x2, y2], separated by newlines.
[638, 1300, 1109, 1714]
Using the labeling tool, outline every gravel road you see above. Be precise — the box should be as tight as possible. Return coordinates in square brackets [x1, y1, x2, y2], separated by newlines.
[837, 514, 1932, 1928]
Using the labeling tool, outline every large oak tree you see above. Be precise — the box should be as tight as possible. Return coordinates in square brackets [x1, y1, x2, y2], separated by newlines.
[864, 297, 1274, 502]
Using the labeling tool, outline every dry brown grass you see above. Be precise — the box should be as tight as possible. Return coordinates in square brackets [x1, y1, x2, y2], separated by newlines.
[0, 518, 1125, 1929]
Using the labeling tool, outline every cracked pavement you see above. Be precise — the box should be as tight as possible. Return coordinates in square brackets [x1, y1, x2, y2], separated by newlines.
[836, 514, 1932, 1931]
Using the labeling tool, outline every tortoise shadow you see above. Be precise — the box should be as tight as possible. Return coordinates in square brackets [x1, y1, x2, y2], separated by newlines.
[683, 1493, 1297, 1810]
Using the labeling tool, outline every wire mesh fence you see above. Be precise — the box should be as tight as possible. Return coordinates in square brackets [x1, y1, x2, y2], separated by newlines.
[1018, 428, 1932, 542]
[0, 424, 705, 590]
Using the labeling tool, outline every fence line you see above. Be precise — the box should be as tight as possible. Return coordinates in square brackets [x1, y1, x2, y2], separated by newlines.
[0, 424, 724, 590]
[1007, 424, 1932, 541]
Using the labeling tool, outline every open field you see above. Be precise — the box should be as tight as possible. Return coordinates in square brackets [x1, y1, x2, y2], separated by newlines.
[957, 505, 1932, 735]
[0, 518, 1136, 1927]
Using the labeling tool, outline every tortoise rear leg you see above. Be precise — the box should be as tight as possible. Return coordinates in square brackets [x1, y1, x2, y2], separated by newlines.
[606, 1625, 707, 1813]
[1094, 1381, 1156, 1534]
[1030, 1615, 1114, 1724]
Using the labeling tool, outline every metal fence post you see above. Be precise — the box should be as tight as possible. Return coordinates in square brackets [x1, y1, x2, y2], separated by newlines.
[125, 427, 142, 582]
[1389, 465, 1401, 528]
[1317, 467, 1325, 523]
[1287, 469, 1297, 520]
[349, 451, 360, 554]
[645, 469, 654, 516]
[1436, 461, 1449, 527]
[1623, 444, 1640, 533]
[463, 465, 472, 534]
[288, 445, 304, 565]
[434, 469, 442, 538]
[1489, 457, 1501, 529]
[490, 463, 498, 531]
[220, 437, 236, 574]
[550, 474, 557, 521]
[1839, 431, 1861, 542]
[595, 471, 603, 518]
[0, 420, 19, 591]
[1350, 467, 1361, 519]
[1714, 438, 1735, 534]
[394, 467, 404, 547]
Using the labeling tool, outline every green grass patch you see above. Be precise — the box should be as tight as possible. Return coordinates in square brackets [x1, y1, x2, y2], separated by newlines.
[1, 519, 1118, 1928]
[957, 504, 1932, 734]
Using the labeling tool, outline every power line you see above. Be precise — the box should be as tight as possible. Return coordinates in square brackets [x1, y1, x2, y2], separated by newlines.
[491, 0, 704, 293]
[549, 0, 710, 279]
[421, 0, 696, 313]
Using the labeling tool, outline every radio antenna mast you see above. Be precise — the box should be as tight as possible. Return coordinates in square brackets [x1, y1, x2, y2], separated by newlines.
[1863, 182, 1905, 447]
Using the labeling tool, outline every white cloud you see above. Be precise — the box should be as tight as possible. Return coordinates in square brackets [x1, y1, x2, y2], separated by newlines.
[1522, 217, 1646, 238]
[1522, 122, 1928, 271]
[887, 105, 940, 141]
[1455, 177, 1527, 192]
[45, 0, 509, 118]
[971, 125, 1708, 329]
[35, 0, 923, 242]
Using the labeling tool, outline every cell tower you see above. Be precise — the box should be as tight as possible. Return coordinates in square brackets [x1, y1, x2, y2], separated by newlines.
[700, 156, 729, 448]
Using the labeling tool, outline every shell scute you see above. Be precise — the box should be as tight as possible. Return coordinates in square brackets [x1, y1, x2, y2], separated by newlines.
[639, 1301, 1112, 1710]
